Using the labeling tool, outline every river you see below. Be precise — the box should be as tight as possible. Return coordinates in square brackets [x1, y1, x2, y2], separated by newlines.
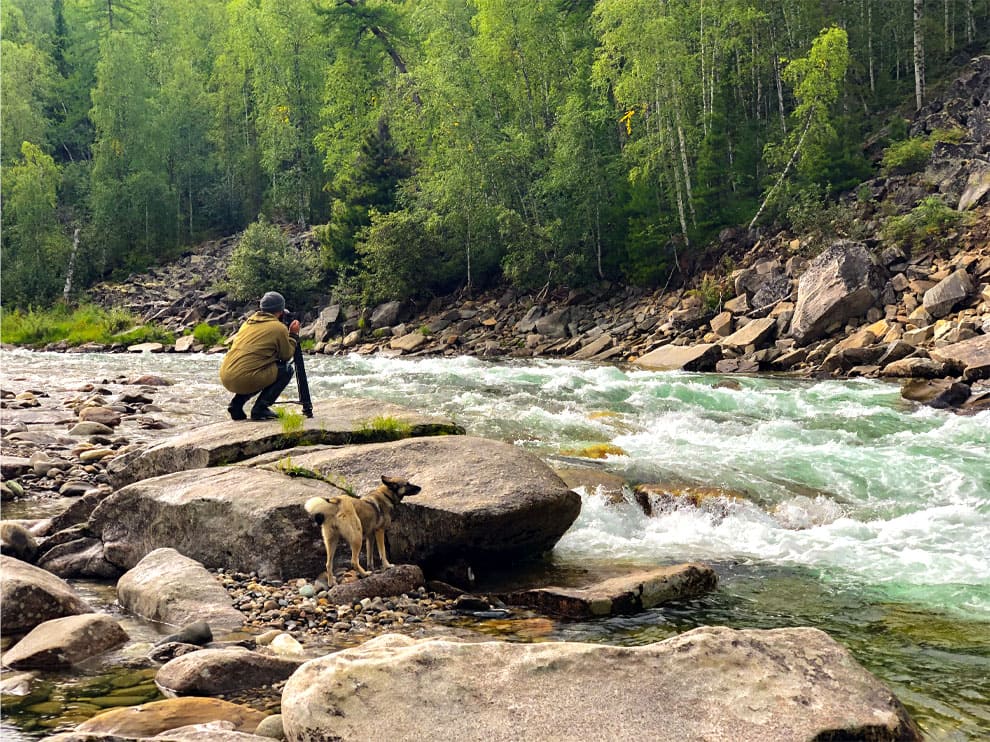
[1, 349, 988, 739]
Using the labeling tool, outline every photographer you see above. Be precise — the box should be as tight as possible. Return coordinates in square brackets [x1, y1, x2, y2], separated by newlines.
[220, 291, 301, 421]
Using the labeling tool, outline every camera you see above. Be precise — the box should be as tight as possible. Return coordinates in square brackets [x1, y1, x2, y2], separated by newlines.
[281, 310, 295, 328]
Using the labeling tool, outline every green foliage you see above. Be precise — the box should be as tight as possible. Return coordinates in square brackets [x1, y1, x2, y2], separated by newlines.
[276, 408, 305, 435]
[0, 304, 138, 347]
[112, 325, 176, 346]
[881, 196, 967, 251]
[687, 267, 734, 312]
[881, 137, 932, 175]
[224, 220, 320, 306]
[192, 323, 222, 347]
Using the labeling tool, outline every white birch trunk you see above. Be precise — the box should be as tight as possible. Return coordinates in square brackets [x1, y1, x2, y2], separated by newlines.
[62, 228, 80, 304]
[914, 0, 926, 110]
[749, 110, 815, 231]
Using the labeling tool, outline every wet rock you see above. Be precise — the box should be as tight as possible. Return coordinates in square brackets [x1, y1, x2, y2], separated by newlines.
[280, 628, 921, 742]
[900, 379, 972, 409]
[1, 613, 128, 669]
[633, 343, 722, 371]
[73, 697, 267, 736]
[117, 548, 246, 632]
[0, 555, 93, 635]
[156, 621, 214, 647]
[155, 647, 303, 697]
[77, 407, 122, 428]
[67, 421, 115, 436]
[505, 564, 717, 618]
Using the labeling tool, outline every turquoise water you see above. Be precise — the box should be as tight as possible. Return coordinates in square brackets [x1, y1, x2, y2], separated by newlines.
[2, 350, 988, 738]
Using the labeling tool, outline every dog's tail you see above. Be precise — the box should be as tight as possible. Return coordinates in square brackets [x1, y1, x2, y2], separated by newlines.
[304, 496, 335, 525]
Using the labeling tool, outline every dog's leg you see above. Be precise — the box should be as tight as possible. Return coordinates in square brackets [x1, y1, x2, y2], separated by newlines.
[347, 532, 369, 576]
[374, 529, 392, 570]
[364, 536, 375, 571]
[322, 527, 339, 586]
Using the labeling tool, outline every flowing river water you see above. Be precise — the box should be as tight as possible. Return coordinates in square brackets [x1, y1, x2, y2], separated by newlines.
[1, 350, 988, 739]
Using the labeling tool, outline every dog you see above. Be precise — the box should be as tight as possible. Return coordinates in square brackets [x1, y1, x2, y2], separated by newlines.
[304, 476, 421, 585]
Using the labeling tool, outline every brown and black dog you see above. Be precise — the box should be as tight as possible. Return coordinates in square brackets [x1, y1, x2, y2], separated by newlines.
[304, 476, 421, 584]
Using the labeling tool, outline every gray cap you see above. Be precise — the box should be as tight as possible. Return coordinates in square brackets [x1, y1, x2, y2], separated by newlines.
[260, 291, 285, 313]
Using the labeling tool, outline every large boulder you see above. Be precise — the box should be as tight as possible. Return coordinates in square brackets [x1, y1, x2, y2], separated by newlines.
[106, 398, 464, 488]
[0, 555, 93, 635]
[280, 628, 921, 742]
[280, 436, 581, 573]
[89, 436, 579, 580]
[1, 613, 128, 669]
[790, 241, 879, 345]
[90, 468, 331, 580]
[923, 269, 974, 318]
[117, 548, 246, 632]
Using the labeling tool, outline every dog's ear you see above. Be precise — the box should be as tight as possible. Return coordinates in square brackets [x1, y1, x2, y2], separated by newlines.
[381, 475, 399, 487]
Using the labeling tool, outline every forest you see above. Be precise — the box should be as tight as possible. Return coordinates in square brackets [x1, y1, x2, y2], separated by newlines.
[2, 0, 988, 310]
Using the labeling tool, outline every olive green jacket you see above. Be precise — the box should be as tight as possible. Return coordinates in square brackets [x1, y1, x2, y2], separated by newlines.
[219, 312, 297, 394]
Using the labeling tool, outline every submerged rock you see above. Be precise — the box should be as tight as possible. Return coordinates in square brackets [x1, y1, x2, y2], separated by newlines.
[73, 697, 268, 737]
[155, 647, 303, 697]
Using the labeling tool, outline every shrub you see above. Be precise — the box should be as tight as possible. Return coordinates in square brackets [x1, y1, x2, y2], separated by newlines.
[224, 219, 320, 306]
[881, 196, 967, 250]
[880, 137, 931, 175]
[192, 323, 222, 347]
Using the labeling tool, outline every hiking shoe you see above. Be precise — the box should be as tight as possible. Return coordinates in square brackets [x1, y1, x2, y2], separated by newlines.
[227, 404, 247, 421]
[250, 407, 278, 421]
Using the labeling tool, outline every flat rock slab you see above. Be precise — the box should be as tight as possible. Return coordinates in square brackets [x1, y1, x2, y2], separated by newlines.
[107, 397, 465, 487]
[504, 564, 718, 618]
[281, 628, 921, 742]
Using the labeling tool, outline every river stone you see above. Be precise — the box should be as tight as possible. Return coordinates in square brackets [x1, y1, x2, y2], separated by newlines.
[929, 334, 990, 380]
[37, 537, 119, 579]
[117, 548, 245, 631]
[0, 555, 93, 635]
[1, 522, 39, 562]
[389, 332, 427, 352]
[77, 406, 122, 427]
[505, 564, 718, 618]
[790, 241, 878, 345]
[0, 455, 32, 478]
[923, 268, 974, 318]
[633, 343, 722, 371]
[880, 357, 948, 378]
[67, 421, 115, 436]
[280, 628, 921, 742]
[900, 379, 972, 409]
[106, 397, 464, 488]
[1, 613, 128, 669]
[74, 697, 267, 736]
[324, 564, 424, 604]
[155, 647, 303, 697]
[277, 435, 581, 573]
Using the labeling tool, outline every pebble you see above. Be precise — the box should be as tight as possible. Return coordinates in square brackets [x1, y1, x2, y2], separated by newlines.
[215, 569, 465, 648]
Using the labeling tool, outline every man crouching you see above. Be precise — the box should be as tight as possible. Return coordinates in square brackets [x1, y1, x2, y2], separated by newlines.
[220, 291, 300, 421]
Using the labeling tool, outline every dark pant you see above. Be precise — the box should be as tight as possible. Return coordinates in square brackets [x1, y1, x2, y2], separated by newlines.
[229, 361, 294, 413]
